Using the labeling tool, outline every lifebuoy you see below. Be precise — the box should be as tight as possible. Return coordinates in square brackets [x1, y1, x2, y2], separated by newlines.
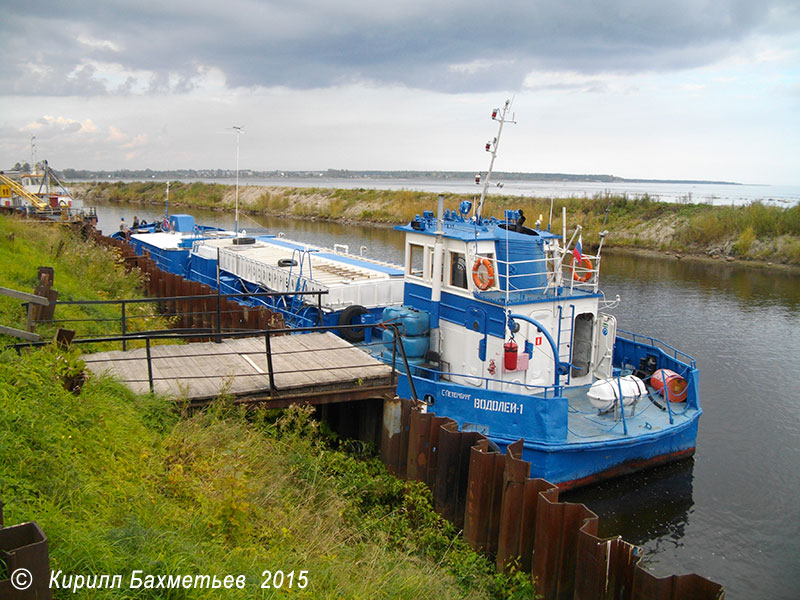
[277, 258, 297, 267]
[571, 256, 594, 282]
[472, 257, 495, 290]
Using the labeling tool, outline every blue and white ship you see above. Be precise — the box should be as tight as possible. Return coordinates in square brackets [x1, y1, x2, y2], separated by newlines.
[120, 213, 233, 274]
[379, 101, 702, 488]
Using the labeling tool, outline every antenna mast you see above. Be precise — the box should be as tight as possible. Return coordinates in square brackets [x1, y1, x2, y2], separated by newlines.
[476, 99, 515, 219]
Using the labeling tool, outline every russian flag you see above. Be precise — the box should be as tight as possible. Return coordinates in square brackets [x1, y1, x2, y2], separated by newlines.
[573, 234, 583, 263]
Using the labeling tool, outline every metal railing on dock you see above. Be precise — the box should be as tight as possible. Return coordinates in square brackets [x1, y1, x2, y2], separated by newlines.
[50, 289, 325, 350]
[14, 322, 413, 407]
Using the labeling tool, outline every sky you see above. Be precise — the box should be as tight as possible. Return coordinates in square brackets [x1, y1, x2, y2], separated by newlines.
[1, 0, 799, 185]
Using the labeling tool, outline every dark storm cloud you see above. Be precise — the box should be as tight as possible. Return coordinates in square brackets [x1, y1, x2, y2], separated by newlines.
[2, 0, 797, 95]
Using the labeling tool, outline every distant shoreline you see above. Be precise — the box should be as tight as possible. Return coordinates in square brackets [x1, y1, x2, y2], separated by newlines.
[58, 168, 742, 186]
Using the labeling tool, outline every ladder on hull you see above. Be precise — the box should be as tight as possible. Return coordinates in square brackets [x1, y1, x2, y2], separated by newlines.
[556, 304, 575, 384]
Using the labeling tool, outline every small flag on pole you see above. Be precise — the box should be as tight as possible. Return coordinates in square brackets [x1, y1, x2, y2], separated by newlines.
[573, 234, 583, 263]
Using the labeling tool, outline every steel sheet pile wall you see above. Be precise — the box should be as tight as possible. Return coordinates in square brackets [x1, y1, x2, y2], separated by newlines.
[0, 501, 52, 600]
[89, 230, 284, 335]
[381, 399, 724, 600]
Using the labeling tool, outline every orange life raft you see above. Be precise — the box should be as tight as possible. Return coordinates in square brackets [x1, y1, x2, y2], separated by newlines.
[651, 368, 688, 402]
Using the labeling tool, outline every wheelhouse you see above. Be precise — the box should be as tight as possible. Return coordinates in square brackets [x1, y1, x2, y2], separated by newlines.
[396, 206, 610, 394]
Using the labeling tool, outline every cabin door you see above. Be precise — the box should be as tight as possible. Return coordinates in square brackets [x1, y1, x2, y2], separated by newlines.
[592, 313, 617, 379]
[571, 313, 595, 380]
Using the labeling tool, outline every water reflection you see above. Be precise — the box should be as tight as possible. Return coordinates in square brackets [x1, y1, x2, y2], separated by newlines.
[563, 460, 695, 569]
[602, 250, 800, 311]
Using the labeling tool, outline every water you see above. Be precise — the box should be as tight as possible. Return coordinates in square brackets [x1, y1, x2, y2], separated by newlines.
[103, 176, 800, 207]
[95, 201, 800, 598]
[565, 253, 800, 599]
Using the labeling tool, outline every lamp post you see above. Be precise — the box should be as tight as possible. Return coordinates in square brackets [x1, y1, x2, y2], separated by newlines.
[232, 125, 244, 236]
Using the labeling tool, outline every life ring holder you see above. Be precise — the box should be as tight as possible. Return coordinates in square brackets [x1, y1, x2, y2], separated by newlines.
[472, 257, 496, 290]
[571, 256, 594, 282]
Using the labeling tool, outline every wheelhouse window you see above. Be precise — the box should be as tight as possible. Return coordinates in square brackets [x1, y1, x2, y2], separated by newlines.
[408, 243, 425, 278]
[449, 251, 468, 289]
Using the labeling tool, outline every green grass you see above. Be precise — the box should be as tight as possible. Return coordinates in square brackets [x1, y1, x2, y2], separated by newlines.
[0, 348, 535, 599]
[0, 215, 172, 348]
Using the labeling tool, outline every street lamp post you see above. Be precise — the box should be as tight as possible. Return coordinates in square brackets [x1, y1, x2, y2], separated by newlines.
[232, 126, 244, 236]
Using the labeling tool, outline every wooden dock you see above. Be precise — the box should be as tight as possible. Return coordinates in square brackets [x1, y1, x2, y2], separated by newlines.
[85, 332, 395, 407]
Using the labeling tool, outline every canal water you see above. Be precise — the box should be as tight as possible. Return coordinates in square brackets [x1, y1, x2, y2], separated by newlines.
[96, 201, 800, 599]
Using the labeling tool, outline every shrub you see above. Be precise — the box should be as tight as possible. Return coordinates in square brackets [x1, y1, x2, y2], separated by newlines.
[733, 226, 757, 256]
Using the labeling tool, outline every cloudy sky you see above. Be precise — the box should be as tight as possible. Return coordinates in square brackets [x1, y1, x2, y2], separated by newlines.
[1, 0, 798, 184]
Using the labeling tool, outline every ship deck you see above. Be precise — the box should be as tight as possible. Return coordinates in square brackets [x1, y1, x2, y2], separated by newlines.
[563, 385, 699, 444]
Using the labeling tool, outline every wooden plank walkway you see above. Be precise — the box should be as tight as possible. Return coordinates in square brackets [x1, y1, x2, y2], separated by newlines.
[85, 332, 395, 407]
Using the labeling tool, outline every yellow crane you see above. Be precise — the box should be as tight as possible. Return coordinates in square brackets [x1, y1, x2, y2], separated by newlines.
[0, 172, 49, 210]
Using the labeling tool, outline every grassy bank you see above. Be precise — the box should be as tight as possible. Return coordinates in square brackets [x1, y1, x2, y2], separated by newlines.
[0, 214, 173, 346]
[0, 216, 534, 598]
[0, 349, 533, 599]
[73, 181, 800, 266]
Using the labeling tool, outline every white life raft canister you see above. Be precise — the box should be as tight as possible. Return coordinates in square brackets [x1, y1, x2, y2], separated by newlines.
[588, 375, 647, 411]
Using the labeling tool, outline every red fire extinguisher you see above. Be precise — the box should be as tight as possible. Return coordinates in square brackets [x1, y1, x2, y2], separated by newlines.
[504, 339, 518, 371]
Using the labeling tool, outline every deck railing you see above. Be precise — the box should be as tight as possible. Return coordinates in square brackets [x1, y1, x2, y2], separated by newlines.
[616, 328, 697, 369]
[468, 249, 601, 298]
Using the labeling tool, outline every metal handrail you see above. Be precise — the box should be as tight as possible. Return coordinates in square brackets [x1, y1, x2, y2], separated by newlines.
[51, 290, 328, 349]
[468, 250, 601, 297]
[616, 328, 697, 369]
[54, 290, 327, 306]
[13, 321, 406, 398]
[401, 362, 558, 398]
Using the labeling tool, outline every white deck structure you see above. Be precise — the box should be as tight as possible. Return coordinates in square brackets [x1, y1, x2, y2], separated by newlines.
[193, 237, 405, 311]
